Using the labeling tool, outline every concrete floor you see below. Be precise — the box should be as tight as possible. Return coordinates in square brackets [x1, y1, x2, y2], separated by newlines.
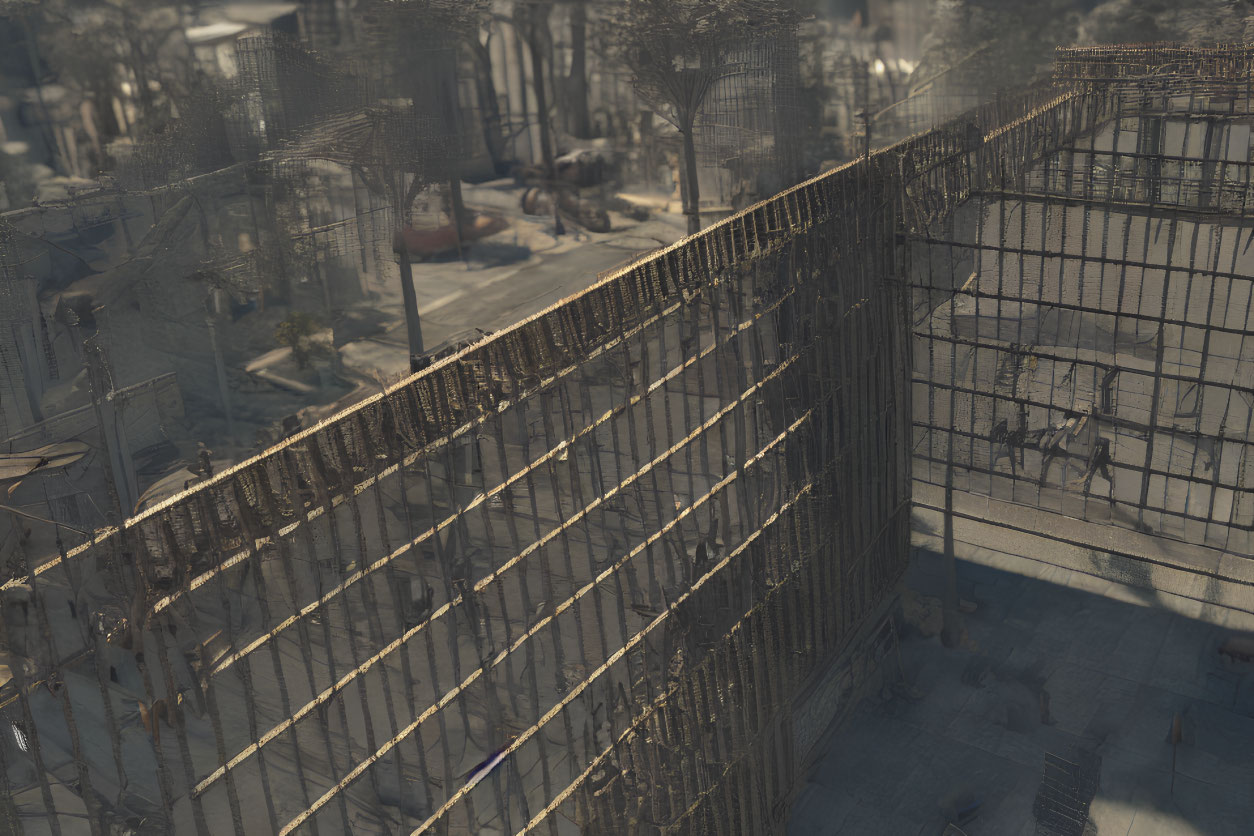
[789, 543, 1254, 836]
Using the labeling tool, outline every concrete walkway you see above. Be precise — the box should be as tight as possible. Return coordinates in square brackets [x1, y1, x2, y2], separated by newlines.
[789, 543, 1254, 836]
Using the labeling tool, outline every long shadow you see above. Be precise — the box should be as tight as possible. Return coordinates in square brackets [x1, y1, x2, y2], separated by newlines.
[424, 241, 533, 267]
[788, 546, 1254, 836]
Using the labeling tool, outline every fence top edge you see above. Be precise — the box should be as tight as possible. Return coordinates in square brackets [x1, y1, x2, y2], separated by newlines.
[34, 144, 895, 555]
[4, 46, 1224, 591]
[1057, 42, 1254, 56]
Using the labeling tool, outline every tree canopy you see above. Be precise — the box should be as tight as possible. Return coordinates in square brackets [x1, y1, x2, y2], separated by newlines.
[613, 0, 800, 130]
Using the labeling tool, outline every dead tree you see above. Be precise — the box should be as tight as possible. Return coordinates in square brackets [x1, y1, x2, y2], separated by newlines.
[565, 1, 592, 138]
[32, 0, 203, 142]
[614, 0, 798, 236]
[313, 1, 486, 368]
[359, 0, 484, 247]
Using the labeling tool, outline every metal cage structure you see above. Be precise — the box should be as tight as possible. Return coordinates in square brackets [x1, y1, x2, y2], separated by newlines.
[912, 46, 1254, 608]
[1, 43, 1253, 836]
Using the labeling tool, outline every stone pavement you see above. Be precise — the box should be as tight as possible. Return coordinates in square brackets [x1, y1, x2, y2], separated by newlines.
[788, 543, 1254, 836]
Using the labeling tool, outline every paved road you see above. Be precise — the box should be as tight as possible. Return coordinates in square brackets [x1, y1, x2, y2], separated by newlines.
[338, 194, 685, 382]
[789, 544, 1254, 836]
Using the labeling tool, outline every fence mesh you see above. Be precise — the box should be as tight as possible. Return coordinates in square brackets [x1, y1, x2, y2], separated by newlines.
[912, 46, 1254, 575]
[0, 109, 913, 836]
[2, 42, 1251, 836]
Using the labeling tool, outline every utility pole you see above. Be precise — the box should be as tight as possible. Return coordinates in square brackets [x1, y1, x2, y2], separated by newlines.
[393, 232, 426, 373]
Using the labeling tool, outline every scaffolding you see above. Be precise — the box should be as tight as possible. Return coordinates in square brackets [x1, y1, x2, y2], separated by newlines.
[694, 30, 805, 202]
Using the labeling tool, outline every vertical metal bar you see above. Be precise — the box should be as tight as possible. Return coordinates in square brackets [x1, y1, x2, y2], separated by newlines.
[1138, 215, 1180, 526]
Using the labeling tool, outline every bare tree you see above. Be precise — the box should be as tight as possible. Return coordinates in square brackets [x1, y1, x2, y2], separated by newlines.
[614, 0, 797, 235]
[359, 0, 484, 238]
[349, 106, 449, 372]
[564, 1, 592, 139]
[36, 0, 201, 137]
[466, 16, 512, 174]
[516, 0, 566, 234]
[263, 2, 484, 373]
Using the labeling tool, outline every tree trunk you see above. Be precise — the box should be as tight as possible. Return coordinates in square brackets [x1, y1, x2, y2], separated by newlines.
[205, 318, 235, 440]
[394, 234, 425, 372]
[680, 120, 701, 236]
[448, 177, 467, 262]
[125, 20, 158, 129]
[567, 2, 591, 138]
[92, 80, 124, 140]
[17, 15, 64, 174]
[526, 5, 563, 235]
[403, 171, 425, 226]
[876, 41, 898, 106]
[469, 38, 509, 174]
[639, 109, 654, 187]
[527, 8, 556, 172]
